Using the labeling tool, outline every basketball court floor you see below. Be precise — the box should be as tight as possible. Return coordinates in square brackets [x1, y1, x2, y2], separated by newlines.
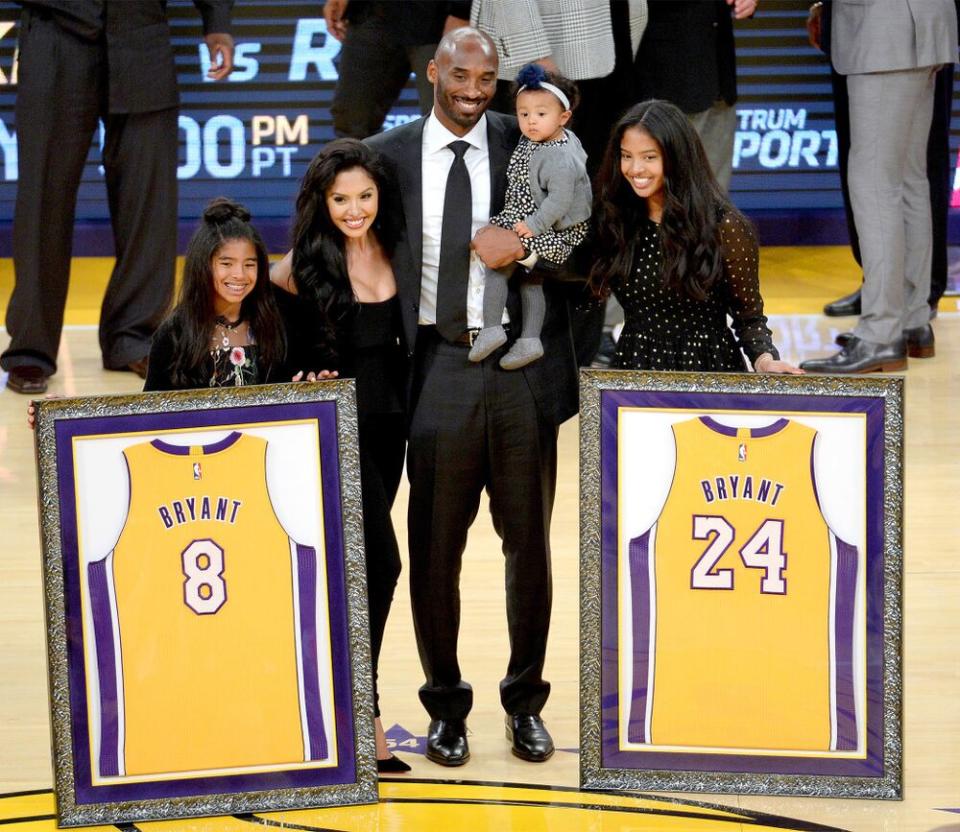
[0, 247, 957, 831]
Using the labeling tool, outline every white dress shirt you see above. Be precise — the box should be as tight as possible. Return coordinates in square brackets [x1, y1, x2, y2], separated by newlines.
[420, 110, 509, 328]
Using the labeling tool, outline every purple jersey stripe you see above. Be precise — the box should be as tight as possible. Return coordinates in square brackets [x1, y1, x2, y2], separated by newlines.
[88, 557, 120, 778]
[150, 431, 242, 456]
[297, 544, 328, 760]
[699, 415, 789, 438]
[750, 417, 790, 438]
[627, 531, 652, 744]
[834, 538, 859, 751]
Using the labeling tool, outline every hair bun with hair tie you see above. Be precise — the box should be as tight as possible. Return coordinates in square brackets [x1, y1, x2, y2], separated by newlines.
[204, 197, 251, 224]
[516, 63, 548, 89]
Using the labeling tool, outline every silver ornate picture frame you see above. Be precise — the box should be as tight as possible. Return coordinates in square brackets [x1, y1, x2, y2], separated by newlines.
[579, 370, 903, 800]
[34, 381, 378, 826]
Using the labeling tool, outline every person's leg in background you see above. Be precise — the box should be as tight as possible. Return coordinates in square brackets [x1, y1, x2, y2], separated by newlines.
[1, 12, 101, 391]
[331, 12, 415, 138]
[99, 107, 178, 373]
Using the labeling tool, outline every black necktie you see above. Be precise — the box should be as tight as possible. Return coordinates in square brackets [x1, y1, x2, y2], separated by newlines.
[436, 140, 472, 342]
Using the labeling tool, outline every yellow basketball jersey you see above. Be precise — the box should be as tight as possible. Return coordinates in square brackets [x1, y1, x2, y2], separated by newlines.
[626, 417, 858, 752]
[88, 431, 326, 777]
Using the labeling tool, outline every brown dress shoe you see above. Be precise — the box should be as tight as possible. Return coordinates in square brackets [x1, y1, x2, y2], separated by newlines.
[835, 324, 933, 358]
[126, 357, 149, 379]
[6, 365, 51, 394]
[903, 324, 934, 358]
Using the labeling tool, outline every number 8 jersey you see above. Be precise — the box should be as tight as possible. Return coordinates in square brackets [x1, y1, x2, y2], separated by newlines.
[87, 431, 329, 777]
[627, 416, 859, 753]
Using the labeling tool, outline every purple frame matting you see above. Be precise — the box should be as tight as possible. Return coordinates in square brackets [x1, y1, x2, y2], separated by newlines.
[578, 371, 903, 800]
[34, 382, 378, 825]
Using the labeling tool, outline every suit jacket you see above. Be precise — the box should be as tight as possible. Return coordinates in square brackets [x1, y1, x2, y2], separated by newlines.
[830, 0, 957, 75]
[470, 0, 648, 81]
[17, 0, 232, 113]
[634, 0, 737, 112]
[366, 111, 580, 426]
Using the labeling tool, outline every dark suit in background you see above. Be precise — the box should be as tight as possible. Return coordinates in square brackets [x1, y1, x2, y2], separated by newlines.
[634, 0, 739, 190]
[1, 0, 232, 378]
[330, 1, 470, 138]
[367, 110, 578, 722]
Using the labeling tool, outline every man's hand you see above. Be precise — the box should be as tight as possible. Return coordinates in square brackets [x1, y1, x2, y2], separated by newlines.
[324, 0, 349, 42]
[204, 33, 235, 80]
[806, 2, 823, 51]
[472, 225, 525, 269]
[727, 0, 758, 20]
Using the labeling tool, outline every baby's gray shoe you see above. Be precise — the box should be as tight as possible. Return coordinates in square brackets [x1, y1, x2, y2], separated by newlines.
[499, 338, 544, 370]
[468, 326, 507, 362]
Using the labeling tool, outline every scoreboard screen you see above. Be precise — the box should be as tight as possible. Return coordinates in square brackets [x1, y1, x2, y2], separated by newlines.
[0, 0, 956, 239]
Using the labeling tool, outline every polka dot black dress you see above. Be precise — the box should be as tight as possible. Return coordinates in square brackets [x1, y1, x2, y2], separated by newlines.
[612, 212, 779, 371]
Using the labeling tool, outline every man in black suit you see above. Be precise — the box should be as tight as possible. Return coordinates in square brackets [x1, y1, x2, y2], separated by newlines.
[2, 1, 234, 394]
[366, 27, 578, 767]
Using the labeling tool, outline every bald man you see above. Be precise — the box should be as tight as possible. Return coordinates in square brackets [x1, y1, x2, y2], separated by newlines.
[366, 28, 578, 766]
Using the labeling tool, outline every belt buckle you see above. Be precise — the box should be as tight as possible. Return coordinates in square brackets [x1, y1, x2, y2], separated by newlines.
[466, 328, 480, 347]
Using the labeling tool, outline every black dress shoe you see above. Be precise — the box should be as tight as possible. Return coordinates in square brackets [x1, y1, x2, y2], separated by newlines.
[6, 364, 51, 394]
[376, 754, 411, 774]
[800, 336, 906, 374]
[836, 324, 934, 358]
[823, 288, 862, 317]
[506, 714, 555, 762]
[425, 719, 469, 766]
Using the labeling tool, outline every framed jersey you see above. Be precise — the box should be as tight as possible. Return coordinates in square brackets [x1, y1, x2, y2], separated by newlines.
[33, 381, 377, 826]
[578, 371, 903, 800]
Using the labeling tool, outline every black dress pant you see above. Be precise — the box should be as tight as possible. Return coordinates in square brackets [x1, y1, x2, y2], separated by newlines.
[407, 328, 556, 720]
[330, 11, 435, 138]
[1, 10, 177, 374]
[358, 411, 406, 717]
[832, 63, 954, 305]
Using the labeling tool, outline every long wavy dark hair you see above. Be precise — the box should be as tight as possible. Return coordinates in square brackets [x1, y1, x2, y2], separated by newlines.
[168, 198, 284, 387]
[290, 139, 400, 362]
[590, 99, 739, 301]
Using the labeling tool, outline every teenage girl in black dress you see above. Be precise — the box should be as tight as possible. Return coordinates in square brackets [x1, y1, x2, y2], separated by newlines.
[590, 100, 802, 375]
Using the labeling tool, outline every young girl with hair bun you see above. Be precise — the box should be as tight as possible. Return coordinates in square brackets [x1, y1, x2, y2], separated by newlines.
[144, 197, 295, 391]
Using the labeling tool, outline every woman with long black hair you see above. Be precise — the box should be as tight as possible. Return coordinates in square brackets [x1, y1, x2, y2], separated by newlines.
[272, 139, 410, 773]
[590, 99, 801, 374]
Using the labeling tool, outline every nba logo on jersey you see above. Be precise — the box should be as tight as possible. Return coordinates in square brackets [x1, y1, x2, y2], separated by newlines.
[738, 442, 747, 462]
[193, 462, 202, 479]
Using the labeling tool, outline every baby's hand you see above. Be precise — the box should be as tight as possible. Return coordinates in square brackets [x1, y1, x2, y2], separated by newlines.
[513, 221, 534, 239]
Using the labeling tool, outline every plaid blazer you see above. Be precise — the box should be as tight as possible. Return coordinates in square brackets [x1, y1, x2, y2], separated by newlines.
[471, 0, 647, 81]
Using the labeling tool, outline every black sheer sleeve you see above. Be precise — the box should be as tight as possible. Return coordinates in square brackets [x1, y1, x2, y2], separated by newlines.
[718, 212, 779, 364]
[143, 319, 181, 392]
